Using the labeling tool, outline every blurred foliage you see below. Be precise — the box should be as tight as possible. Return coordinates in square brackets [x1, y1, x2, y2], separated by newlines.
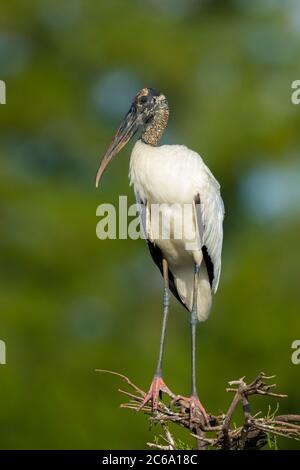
[0, 0, 300, 449]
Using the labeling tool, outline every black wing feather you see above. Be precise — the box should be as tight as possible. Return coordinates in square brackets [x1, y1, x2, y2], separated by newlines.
[201, 245, 214, 289]
[195, 194, 215, 290]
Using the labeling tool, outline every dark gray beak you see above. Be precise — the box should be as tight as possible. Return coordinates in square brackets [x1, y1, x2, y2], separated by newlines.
[95, 106, 140, 188]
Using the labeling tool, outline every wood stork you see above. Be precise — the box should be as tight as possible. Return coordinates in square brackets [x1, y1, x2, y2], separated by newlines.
[95, 88, 224, 423]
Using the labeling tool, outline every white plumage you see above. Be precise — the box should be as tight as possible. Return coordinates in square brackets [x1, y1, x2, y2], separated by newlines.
[129, 140, 224, 321]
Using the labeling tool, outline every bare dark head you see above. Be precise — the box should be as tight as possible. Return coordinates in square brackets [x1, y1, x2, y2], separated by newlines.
[134, 87, 168, 129]
[95, 87, 169, 187]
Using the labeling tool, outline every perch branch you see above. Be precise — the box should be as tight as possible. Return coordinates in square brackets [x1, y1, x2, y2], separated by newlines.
[96, 370, 300, 450]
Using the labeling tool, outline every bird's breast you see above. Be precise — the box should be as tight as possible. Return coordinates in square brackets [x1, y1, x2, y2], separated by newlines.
[129, 140, 206, 205]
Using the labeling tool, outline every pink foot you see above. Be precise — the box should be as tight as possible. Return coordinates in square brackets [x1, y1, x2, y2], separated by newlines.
[173, 394, 209, 426]
[137, 375, 175, 413]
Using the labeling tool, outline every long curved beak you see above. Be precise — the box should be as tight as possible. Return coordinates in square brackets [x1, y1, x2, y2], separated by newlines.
[95, 106, 140, 188]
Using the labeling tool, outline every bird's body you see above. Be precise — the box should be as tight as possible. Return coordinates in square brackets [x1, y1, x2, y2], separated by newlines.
[129, 139, 224, 321]
[96, 87, 224, 421]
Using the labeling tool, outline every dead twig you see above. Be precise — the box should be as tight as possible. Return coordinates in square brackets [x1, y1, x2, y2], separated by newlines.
[96, 370, 300, 450]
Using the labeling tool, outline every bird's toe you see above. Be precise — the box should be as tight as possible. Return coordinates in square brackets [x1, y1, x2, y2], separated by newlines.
[172, 394, 209, 427]
[137, 375, 175, 414]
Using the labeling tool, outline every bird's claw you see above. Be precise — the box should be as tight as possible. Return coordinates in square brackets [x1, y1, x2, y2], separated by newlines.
[172, 394, 209, 427]
[137, 375, 175, 414]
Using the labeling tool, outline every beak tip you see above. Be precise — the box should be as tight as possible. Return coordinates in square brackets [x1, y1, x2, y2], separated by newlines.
[95, 168, 101, 188]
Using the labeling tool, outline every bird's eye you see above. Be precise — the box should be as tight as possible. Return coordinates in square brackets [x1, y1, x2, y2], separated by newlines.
[139, 96, 148, 104]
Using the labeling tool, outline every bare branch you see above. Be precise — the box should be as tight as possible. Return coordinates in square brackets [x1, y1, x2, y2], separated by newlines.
[97, 370, 300, 450]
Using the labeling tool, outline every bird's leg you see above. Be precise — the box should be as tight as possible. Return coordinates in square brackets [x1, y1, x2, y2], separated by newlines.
[189, 263, 208, 424]
[137, 259, 175, 414]
[173, 264, 208, 426]
[155, 259, 170, 379]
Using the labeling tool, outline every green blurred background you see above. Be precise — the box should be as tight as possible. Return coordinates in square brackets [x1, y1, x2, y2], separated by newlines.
[0, 0, 299, 449]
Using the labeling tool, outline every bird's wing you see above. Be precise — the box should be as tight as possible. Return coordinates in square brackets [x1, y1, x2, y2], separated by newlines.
[134, 189, 188, 310]
[134, 189, 149, 241]
[195, 165, 225, 293]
